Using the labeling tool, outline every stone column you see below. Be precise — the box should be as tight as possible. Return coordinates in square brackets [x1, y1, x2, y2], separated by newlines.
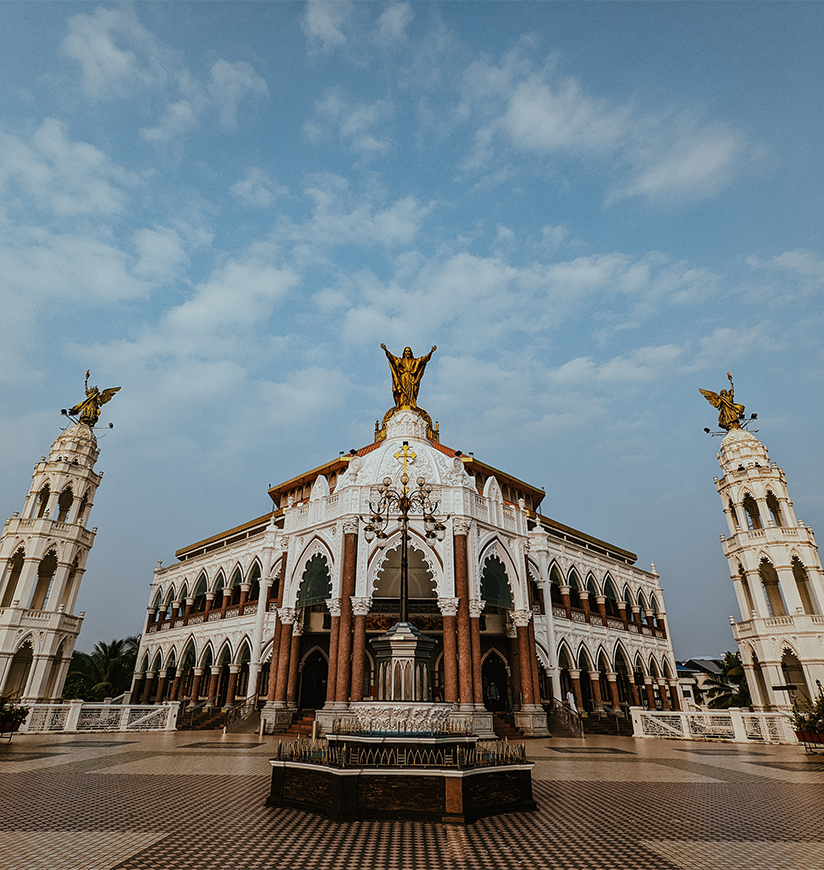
[580, 592, 591, 623]
[226, 664, 240, 706]
[469, 598, 485, 706]
[170, 669, 183, 702]
[190, 668, 203, 703]
[506, 624, 522, 708]
[274, 608, 296, 705]
[606, 672, 621, 710]
[239, 582, 251, 611]
[131, 674, 145, 703]
[657, 678, 671, 711]
[630, 680, 641, 707]
[154, 669, 168, 704]
[617, 601, 629, 630]
[667, 679, 681, 711]
[632, 605, 643, 632]
[349, 598, 371, 702]
[588, 671, 603, 708]
[183, 597, 194, 625]
[221, 584, 231, 618]
[453, 522, 474, 709]
[527, 612, 542, 704]
[170, 601, 181, 628]
[559, 584, 572, 619]
[204, 593, 214, 619]
[595, 595, 608, 627]
[286, 625, 302, 708]
[325, 598, 342, 704]
[569, 668, 584, 712]
[335, 521, 359, 704]
[438, 598, 459, 703]
[266, 609, 280, 704]
[644, 677, 657, 709]
[513, 610, 534, 706]
[207, 666, 220, 705]
[141, 672, 155, 704]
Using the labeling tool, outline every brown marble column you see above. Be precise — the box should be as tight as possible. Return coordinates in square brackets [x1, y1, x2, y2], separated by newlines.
[595, 595, 608, 627]
[618, 602, 629, 630]
[170, 669, 183, 701]
[274, 609, 296, 704]
[131, 675, 145, 703]
[286, 626, 302, 707]
[154, 670, 168, 704]
[207, 666, 220, 705]
[267, 553, 288, 703]
[226, 665, 240, 706]
[658, 679, 671, 711]
[632, 606, 643, 632]
[453, 524, 474, 707]
[606, 673, 621, 710]
[349, 598, 371, 702]
[581, 593, 591, 623]
[183, 598, 194, 626]
[221, 586, 231, 618]
[560, 585, 572, 619]
[630, 680, 640, 707]
[668, 679, 681, 711]
[569, 669, 584, 712]
[507, 628, 522, 708]
[645, 678, 657, 709]
[527, 616, 542, 704]
[588, 671, 603, 708]
[190, 668, 203, 703]
[469, 599, 485, 705]
[438, 598, 459, 703]
[141, 673, 155, 704]
[204, 593, 214, 619]
[325, 598, 342, 703]
[335, 523, 359, 703]
[239, 583, 250, 611]
[514, 612, 534, 706]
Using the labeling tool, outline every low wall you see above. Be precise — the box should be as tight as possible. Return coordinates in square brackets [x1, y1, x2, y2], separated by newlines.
[21, 700, 180, 733]
[630, 707, 796, 744]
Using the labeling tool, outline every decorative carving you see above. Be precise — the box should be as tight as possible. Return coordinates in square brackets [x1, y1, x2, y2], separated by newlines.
[437, 597, 459, 617]
[279, 607, 296, 625]
[468, 598, 486, 619]
[512, 609, 532, 627]
[351, 596, 372, 616]
[326, 598, 342, 617]
[342, 518, 359, 535]
[453, 519, 471, 536]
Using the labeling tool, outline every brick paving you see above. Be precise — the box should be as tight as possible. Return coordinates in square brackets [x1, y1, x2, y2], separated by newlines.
[1, 732, 822, 869]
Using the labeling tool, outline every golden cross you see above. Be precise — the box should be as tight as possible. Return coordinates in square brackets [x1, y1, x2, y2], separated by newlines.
[393, 442, 417, 479]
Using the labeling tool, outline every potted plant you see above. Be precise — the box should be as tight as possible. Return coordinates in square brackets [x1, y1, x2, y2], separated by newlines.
[790, 689, 824, 745]
[0, 695, 30, 734]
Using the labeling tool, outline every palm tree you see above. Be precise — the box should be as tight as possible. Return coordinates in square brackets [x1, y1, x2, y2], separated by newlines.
[63, 636, 140, 701]
[704, 651, 751, 709]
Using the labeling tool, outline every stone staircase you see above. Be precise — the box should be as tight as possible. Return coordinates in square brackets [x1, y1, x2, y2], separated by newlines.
[281, 711, 317, 738]
[581, 711, 634, 737]
[177, 705, 227, 731]
[492, 713, 525, 740]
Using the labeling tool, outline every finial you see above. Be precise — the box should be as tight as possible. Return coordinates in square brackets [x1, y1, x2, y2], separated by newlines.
[66, 370, 121, 426]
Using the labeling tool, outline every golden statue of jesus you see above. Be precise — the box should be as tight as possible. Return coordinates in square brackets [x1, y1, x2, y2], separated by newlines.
[381, 344, 436, 410]
[700, 372, 745, 430]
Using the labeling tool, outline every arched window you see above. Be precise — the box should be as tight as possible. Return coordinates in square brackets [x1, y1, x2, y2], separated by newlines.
[548, 564, 564, 606]
[373, 545, 436, 604]
[759, 559, 786, 617]
[791, 557, 819, 615]
[30, 550, 58, 611]
[246, 561, 261, 602]
[229, 566, 243, 605]
[603, 577, 620, 618]
[193, 573, 208, 612]
[737, 564, 755, 617]
[480, 555, 513, 610]
[56, 488, 73, 523]
[766, 492, 783, 527]
[728, 499, 740, 529]
[59, 555, 80, 610]
[1, 547, 25, 608]
[742, 494, 762, 531]
[76, 492, 89, 526]
[36, 484, 50, 518]
[568, 569, 582, 610]
[297, 554, 332, 607]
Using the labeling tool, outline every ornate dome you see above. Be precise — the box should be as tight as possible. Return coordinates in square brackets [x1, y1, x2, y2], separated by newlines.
[718, 427, 770, 471]
[48, 422, 99, 467]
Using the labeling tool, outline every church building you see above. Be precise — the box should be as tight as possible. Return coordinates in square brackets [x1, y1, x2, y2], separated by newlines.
[133, 347, 677, 735]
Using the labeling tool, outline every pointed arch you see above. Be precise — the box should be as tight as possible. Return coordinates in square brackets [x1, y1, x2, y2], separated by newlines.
[56, 486, 74, 523]
[585, 572, 598, 596]
[150, 650, 163, 672]
[371, 540, 436, 600]
[181, 637, 197, 668]
[557, 640, 575, 670]
[742, 492, 763, 530]
[0, 546, 26, 608]
[547, 561, 564, 606]
[765, 490, 783, 527]
[236, 637, 252, 665]
[199, 643, 215, 669]
[216, 640, 233, 665]
[210, 569, 224, 593]
[648, 656, 661, 679]
[576, 643, 594, 671]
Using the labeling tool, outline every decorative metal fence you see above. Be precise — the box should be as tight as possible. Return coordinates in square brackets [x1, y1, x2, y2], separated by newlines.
[21, 701, 179, 733]
[275, 736, 528, 770]
[630, 707, 796, 744]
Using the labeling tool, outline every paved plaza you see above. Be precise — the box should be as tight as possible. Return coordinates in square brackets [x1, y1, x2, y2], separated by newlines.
[1, 731, 822, 870]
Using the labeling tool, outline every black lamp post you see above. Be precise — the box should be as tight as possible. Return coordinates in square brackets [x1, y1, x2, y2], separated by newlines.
[362, 442, 446, 625]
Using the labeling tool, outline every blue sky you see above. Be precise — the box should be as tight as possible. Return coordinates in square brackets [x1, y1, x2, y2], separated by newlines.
[1, 2, 823, 657]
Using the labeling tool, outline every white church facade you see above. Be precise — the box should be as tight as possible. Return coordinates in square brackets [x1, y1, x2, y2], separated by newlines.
[133, 350, 677, 735]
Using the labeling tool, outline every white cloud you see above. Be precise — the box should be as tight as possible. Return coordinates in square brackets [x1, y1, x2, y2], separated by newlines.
[746, 249, 824, 282]
[230, 168, 287, 209]
[308, 88, 393, 156]
[132, 226, 189, 281]
[302, 1, 353, 53]
[208, 60, 269, 129]
[0, 119, 133, 218]
[61, 6, 173, 100]
[374, 3, 413, 48]
[140, 97, 204, 143]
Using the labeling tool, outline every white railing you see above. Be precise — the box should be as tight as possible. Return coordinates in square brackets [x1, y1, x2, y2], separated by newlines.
[21, 701, 180, 733]
[631, 707, 797, 744]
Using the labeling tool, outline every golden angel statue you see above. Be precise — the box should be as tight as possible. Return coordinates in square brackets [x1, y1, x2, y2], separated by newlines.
[381, 344, 436, 410]
[68, 370, 121, 426]
[700, 372, 745, 430]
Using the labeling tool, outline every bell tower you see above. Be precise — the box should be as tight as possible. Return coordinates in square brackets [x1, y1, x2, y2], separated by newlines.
[0, 373, 118, 702]
[713, 425, 824, 710]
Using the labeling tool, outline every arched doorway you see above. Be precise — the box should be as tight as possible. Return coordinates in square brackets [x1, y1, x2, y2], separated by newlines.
[781, 648, 812, 708]
[4, 641, 34, 697]
[299, 649, 328, 710]
[482, 653, 509, 712]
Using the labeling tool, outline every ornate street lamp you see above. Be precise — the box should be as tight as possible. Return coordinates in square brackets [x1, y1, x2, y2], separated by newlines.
[362, 442, 447, 625]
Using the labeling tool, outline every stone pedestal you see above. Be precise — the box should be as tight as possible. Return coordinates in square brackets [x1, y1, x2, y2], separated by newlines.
[261, 703, 294, 733]
[371, 621, 436, 702]
[513, 705, 550, 737]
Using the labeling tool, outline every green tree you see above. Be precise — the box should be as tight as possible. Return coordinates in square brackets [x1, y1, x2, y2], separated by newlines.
[704, 651, 751, 709]
[63, 636, 140, 701]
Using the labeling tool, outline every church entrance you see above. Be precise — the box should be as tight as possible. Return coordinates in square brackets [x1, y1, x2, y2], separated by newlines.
[482, 654, 509, 712]
[299, 649, 328, 710]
